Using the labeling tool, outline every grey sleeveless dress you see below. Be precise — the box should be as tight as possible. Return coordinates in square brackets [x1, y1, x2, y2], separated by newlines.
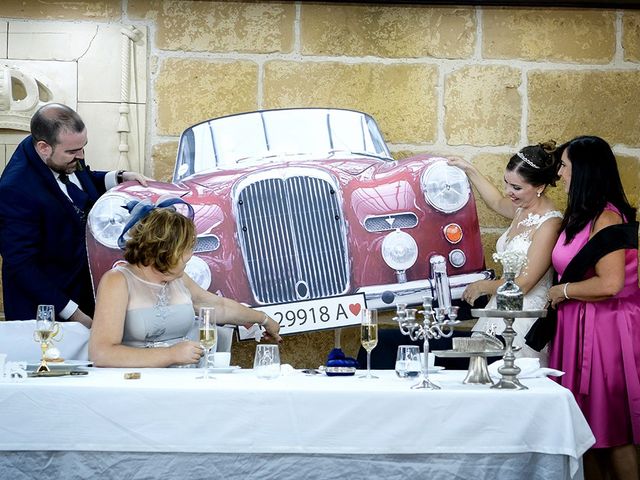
[115, 264, 195, 348]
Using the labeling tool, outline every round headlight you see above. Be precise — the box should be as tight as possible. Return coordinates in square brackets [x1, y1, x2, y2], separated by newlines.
[88, 193, 133, 249]
[381, 230, 418, 271]
[185, 255, 212, 290]
[421, 161, 470, 213]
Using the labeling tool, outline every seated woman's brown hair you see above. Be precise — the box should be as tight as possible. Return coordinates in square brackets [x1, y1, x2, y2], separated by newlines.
[123, 208, 196, 274]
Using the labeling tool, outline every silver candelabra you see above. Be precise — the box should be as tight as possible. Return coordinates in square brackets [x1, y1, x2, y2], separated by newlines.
[393, 297, 460, 389]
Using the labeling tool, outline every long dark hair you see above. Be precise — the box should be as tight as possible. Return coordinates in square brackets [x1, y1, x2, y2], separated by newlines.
[558, 135, 636, 243]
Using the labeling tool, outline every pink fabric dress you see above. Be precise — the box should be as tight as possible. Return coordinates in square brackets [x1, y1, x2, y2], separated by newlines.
[549, 206, 640, 448]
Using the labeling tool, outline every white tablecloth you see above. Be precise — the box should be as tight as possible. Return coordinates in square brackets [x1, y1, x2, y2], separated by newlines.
[0, 320, 89, 362]
[0, 321, 234, 361]
[0, 369, 594, 479]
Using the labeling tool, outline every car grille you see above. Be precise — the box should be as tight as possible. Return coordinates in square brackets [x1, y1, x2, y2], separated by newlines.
[364, 213, 418, 232]
[236, 175, 349, 304]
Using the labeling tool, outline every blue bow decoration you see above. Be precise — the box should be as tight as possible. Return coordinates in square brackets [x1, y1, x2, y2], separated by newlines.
[117, 196, 195, 249]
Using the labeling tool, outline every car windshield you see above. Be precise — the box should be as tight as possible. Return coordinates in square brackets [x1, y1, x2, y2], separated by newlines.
[174, 108, 393, 181]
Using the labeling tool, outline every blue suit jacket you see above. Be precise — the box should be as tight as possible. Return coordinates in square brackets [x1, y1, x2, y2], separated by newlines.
[0, 136, 107, 320]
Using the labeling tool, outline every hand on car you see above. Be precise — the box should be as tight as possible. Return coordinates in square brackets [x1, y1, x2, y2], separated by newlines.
[123, 171, 151, 187]
[446, 157, 474, 172]
[461, 281, 489, 305]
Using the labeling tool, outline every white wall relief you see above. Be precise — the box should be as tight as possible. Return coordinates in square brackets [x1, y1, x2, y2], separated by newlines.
[0, 20, 148, 173]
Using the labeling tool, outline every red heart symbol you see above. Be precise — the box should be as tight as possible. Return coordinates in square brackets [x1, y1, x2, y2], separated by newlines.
[349, 303, 362, 316]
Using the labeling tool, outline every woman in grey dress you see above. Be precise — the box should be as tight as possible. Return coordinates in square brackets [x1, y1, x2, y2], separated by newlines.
[89, 199, 280, 367]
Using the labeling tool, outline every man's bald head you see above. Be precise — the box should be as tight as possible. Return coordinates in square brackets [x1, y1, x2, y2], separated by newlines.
[31, 103, 85, 148]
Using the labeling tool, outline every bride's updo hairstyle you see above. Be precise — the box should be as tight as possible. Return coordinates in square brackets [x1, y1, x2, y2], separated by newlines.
[505, 140, 560, 188]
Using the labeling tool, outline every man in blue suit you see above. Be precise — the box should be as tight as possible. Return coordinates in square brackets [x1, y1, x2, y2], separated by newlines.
[0, 103, 147, 327]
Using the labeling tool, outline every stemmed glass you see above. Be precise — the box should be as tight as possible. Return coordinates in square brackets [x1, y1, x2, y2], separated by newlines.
[33, 305, 60, 373]
[197, 307, 217, 380]
[359, 309, 378, 379]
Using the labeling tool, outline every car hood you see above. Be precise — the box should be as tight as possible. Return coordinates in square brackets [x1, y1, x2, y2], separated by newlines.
[182, 158, 386, 192]
[118, 180, 191, 198]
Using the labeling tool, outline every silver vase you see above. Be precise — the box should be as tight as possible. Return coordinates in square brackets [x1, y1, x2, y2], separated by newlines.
[496, 271, 523, 311]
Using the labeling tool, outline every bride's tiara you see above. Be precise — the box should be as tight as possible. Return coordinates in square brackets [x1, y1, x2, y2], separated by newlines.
[516, 151, 540, 169]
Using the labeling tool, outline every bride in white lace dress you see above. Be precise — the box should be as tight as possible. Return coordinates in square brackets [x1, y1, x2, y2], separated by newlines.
[448, 143, 562, 366]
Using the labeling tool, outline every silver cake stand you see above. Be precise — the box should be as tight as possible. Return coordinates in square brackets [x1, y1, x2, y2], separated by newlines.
[471, 308, 546, 390]
[432, 349, 505, 385]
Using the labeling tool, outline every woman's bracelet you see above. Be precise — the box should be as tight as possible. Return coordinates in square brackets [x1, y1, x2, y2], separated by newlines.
[563, 283, 571, 300]
[259, 313, 269, 326]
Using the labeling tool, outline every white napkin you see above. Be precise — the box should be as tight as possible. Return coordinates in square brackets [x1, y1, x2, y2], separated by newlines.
[240, 324, 263, 342]
[280, 364, 296, 376]
[488, 357, 564, 379]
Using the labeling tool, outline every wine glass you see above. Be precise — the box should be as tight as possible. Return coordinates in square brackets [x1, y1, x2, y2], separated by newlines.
[359, 309, 378, 379]
[33, 305, 60, 373]
[197, 307, 217, 379]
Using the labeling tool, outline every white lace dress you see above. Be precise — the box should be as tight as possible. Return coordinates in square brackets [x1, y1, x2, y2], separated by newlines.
[473, 209, 563, 366]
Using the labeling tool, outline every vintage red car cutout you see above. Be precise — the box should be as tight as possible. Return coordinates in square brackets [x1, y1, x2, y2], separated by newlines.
[87, 108, 492, 334]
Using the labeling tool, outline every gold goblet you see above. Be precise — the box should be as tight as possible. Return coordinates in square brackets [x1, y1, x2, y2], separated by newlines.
[33, 305, 60, 373]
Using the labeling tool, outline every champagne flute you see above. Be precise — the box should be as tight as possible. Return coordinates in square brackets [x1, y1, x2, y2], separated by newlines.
[359, 309, 378, 379]
[33, 305, 59, 373]
[197, 307, 217, 379]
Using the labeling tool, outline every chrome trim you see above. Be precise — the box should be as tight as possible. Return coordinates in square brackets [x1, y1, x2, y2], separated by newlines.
[396, 270, 408, 283]
[295, 280, 310, 300]
[430, 254, 451, 309]
[364, 212, 418, 232]
[233, 168, 350, 305]
[194, 234, 220, 253]
[421, 161, 471, 214]
[449, 249, 466, 268]
[356, 271, 493, 309]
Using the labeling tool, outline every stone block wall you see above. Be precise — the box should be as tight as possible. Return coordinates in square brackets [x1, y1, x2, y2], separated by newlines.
[0, 1, 638, 368]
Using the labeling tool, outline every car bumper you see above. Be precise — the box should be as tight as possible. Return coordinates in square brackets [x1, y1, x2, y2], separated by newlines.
[356, 270, 494, 310]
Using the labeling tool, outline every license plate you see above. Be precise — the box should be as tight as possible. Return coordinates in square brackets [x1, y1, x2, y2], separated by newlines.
[238, 293, 366, 339]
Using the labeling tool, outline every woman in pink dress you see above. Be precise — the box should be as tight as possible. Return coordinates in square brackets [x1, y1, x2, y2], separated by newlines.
[547, 136, 639, 480]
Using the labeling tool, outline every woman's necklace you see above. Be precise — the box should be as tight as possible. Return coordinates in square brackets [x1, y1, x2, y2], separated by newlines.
[135, 265, 170, 318]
